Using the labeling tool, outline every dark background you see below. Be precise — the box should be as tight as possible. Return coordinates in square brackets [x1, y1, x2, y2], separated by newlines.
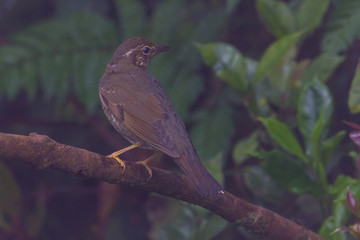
[0, 0, 359, 239]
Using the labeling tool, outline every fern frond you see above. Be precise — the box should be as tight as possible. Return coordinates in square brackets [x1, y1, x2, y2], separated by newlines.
[0, 13, 118, 112]
[0, 46, 34, 99]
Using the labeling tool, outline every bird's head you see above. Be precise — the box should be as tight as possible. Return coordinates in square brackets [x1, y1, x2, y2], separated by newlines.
[111, 37, 171, 68]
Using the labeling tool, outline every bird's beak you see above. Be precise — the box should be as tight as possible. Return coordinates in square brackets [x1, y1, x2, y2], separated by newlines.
[157, 45, 172, 52]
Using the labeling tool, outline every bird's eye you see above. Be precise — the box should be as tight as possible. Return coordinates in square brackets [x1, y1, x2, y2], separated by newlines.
[142, 46, 150, 54]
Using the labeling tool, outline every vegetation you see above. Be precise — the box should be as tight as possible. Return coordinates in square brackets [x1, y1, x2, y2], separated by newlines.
[0, 0, 360, 239]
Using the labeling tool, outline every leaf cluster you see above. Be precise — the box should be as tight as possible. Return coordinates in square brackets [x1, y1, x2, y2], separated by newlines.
[197, 0, 360, 239]
[0, 13, 118, 112]
[1, 0, 360, 239]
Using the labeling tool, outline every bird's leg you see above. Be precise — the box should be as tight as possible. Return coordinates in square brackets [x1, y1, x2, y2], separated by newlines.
[108, 143, 141, 171]
[137, 151, 162, 181]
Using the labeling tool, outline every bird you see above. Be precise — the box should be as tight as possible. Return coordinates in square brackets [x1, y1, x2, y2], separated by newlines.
[98, 37, 223, 196]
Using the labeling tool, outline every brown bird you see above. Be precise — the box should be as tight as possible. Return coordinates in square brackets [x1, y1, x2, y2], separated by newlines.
[99, 37, 223, 196]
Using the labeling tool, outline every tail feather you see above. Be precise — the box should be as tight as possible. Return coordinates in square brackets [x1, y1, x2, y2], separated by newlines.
[174, 146, 223, 196]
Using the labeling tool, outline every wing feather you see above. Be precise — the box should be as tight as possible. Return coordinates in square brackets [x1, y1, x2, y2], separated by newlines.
[99, 75, 181, 158]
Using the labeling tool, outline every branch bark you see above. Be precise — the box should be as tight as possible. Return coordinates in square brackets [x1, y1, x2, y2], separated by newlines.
[0, 132, 324, 240]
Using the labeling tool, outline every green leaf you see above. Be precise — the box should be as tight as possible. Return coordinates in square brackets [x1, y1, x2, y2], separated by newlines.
[268, 45, 297, 88]
[318, 216, 347, 240]
[296, 0, 330, 32]
[333, 177, 360, 202]
[322, 0, 360, 54]
[297, 82, 332, 189]
[203, 153, 224, 186]
[319, 176, 360, 239]
[243, 166, 286, 204]
[309, 111, 327, 185]
[332, 203, 348, 229]
[254, 31, 304, 83]
[196, 42, 249, 92]
[322, 131, 346, 165]
[318, 176, 360, 239]
[258, 117, 307, 162]
[329, 175, 356, 195]
[232, 132, 259, 164]
[256, 0, 295, 38]
[191, 99, 234, 163]
[301, 53, 345, 84]
[297, 81, 333, 157]
[196, 214, 227, 240]
[348, 60, 360, 114]
[264, 150, 319, 195]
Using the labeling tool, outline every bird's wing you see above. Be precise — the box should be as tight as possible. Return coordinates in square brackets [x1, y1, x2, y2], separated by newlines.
[99, 74, 181, 158]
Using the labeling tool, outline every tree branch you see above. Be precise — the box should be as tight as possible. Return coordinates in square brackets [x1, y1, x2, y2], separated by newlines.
[0, 132, 323, 240]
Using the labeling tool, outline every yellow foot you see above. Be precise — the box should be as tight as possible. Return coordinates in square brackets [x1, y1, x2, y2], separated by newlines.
[108, 155, 126, 172]
[136, 151, 162, 181]
[110, 143, 141, 156]
[108, 143, 141, 172]
[137, 160, 153, 180]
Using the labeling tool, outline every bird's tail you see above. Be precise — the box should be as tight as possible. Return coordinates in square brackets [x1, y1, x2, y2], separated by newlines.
[174, 145, 223, 197]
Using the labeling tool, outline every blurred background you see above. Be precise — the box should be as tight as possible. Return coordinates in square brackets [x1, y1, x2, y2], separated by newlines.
[1, 0, 360, 239]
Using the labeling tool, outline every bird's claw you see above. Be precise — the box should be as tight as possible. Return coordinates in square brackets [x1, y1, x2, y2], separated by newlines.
[109, 155, 126, 173]
[136, 160, 152, 181]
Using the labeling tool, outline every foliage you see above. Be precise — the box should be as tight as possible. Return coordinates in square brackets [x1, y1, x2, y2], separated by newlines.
[0, 13, 118, 112]
[1, 0, 360, 239]
[149, 200, 227, 240]
[322, 0, 360, 54]
[332, 187, 360, 239]
[197, 0, 360, 239]
[256, 0, 329, 38]
[349, 61, 360, 114]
